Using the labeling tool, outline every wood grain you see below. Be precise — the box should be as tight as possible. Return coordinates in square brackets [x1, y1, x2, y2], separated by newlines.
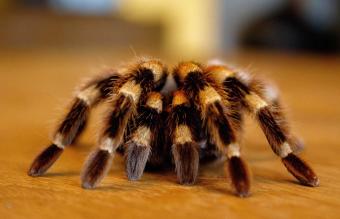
[0, 49, 339, 219]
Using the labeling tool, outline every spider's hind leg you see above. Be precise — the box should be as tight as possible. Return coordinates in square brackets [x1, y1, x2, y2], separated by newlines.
[263, 83, 305, 153]
[247, 79, 319, 186]
[207, 64, 318, 187]
[28, 71, 120, 177]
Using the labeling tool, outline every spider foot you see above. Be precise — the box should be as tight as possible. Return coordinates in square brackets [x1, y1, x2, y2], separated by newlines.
[81, 149, 113, 189]
[125, 142, 151, 181]
[282, 153, 319, 187]
[28, 144, 63, 177]
[228, 156, 251, 197]
[172, 142, 199, 185]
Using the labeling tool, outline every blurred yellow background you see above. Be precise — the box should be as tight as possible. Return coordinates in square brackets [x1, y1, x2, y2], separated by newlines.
[1, 0, 339, 58]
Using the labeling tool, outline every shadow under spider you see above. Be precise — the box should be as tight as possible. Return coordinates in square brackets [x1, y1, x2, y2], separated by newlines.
[43, 171, 79, 177]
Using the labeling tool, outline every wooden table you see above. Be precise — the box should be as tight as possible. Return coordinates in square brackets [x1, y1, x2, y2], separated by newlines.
[0, 49, 339, 219]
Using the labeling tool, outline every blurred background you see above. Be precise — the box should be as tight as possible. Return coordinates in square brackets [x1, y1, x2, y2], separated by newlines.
[0, 0, 339, 59]
[1, 2, 340, 218]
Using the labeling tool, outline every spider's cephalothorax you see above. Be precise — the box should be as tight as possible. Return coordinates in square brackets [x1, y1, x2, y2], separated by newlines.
[28, 58, 319, 197]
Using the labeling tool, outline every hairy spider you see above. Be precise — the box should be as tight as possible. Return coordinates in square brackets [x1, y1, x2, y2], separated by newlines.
[28, 58, 319, 197]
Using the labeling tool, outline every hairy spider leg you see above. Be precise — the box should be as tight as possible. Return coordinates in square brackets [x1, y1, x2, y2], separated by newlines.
[28, 71, 121, 177]
[174, 62, 251, 196]
[168, 90, 201, 184]
[125, 92, 164, 180]
[207, 64, 319, 187]
[81, 59, 168, 189]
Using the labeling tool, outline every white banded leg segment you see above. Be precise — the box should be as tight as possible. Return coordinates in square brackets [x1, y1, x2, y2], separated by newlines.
[52, 133, 65, 149]
[140, 60, 164, 82]
[99, 137, 123, 154]
[119, 80, 142, 103]
[205, 64, 236, 84]
[55, 73, 120, 149]
[170, 90, 200, 185]
[199, 86, 222, 106]
[77, 84, 101, 106]
[227, 143, 241, 158]
[279, 142, 293, 158]
[53, 97, 90, 146]
[29, 95, 91, 177]
[245, 92, 268, 113]
[29, 72, 120, 178]
[146, 92, 163, 113]
[226, 143, 250, 197]
[132, 126, 152, 146]
[172, 125, 199, 185]
[82, 95, 135, 188]
[174, 125, 193, 144]
[54, 82, 104, 148]
[125, 91, 164, 180]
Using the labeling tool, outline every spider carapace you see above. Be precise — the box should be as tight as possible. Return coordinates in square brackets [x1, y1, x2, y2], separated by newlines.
[28, 57, 319, 197]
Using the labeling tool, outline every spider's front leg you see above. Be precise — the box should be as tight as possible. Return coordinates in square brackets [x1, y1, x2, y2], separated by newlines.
[81, 58, 168, 189]
[207, 64, 319, 187]
[173, 62, 251, 196]
[28, 70, 120, 176]
[81, 91, 135, 189]
[168, 90, 201, 184]
[124, 92, 164, 180]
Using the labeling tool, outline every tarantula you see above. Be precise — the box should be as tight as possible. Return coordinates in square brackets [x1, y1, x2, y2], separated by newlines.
[28, 58, 319, 197]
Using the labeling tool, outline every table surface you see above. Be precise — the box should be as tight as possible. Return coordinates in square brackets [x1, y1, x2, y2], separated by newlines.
[0, 49, 339, 219]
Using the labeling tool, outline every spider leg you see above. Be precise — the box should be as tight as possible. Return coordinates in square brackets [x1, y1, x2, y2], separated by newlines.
[248, 90, 319, 186]
[28, 71, 120, 177]
[227, 145, 251, 197]
[261, 82, 305, 152]
[199, 88, 250, 196]
[207, 64, 319, 187]
[145, 109, 170, 170]
[169, 90, 200, 185]
[223, 103, 250, 197]
[81, 85, 139, 189]
[125, 92, 164, 180]
[173, 62, 251, 196]
[199, 102, 245, 163]
[81, 58, 168, 189]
